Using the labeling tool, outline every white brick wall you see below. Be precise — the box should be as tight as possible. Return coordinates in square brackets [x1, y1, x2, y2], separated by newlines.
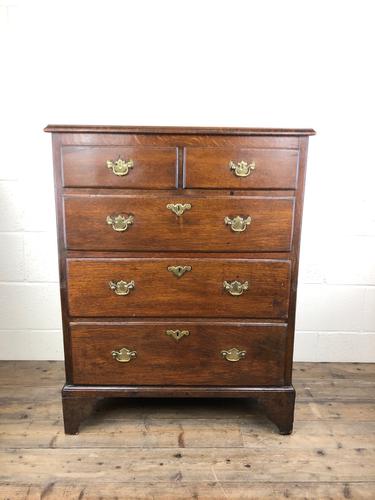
[0, 0, 374, 361]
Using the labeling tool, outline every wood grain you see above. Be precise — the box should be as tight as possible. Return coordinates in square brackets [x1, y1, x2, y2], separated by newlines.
[44, 124, 316, 136]
[66, 258, 291, 318]
[1, 419, 375, 450]
[284, 136, 309, 385]
[184, 147, 298, 189]
[64, 194, 295, 252]
[1, 361, 374, 498]
[62, 145, 178, 188]
[2, 360, 373, 386]
[2, 447, 375, 483]
[55, 133, 304, 152]
[0, 482, 374, 500]
[45, 126, 314, 436]
[69, 322, 287, 386]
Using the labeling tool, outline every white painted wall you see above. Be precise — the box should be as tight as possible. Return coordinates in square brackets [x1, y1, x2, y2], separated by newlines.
[0, 0, 374, 361]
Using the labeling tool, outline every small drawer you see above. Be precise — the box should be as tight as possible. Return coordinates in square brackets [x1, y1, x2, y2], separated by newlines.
[70, 322, 287, 386]
[184, 147, 298, 189]
[62, 146, 178, 188]
[67, 258, 291, 319]
[64, 194, 294, 252]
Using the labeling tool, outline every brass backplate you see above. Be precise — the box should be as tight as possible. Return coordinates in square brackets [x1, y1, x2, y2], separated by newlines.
[109, 280, 135, 296]
[112, 347, 137, 362]
[229, 160, 256, 177]
[221, 348, 246, 362]
[107, 157, 134, 176]
[223, 280, 249, 296]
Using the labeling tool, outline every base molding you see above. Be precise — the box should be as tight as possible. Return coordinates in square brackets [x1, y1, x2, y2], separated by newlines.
[62, 384, 295, 435]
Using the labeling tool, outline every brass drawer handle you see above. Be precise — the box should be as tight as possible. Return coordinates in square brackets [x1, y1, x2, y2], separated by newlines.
[168, 265, 192, 278]
[229, 160, 255, 177]
[107, 157, 134, 176]
[224, 215, 251, 232]
[106, 214, 134, 232]
[112, 347, 137, 362]
[109, 280, 135, 296]
[167, 203, 192, 216]
[221, 348, 246, 362]
[223, 280, 249, 296]
[165, 329, 190, 341]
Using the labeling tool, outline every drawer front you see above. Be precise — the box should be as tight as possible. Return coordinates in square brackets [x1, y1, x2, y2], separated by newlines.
[184, 147, 298, 189]
[70, 322, 287, 386]
[67, 258, 291, 318]
[62, 146, 178, 188]
[64, 195, 294, 252]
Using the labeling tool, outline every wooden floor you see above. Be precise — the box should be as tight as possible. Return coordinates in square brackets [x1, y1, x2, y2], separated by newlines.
[0, 362, 374, 499]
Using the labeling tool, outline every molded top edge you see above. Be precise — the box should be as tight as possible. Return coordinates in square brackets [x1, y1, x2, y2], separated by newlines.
[44, 124, 316, 136]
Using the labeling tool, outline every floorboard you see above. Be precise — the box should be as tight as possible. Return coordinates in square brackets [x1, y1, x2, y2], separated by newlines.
[0, 361, 374, 499]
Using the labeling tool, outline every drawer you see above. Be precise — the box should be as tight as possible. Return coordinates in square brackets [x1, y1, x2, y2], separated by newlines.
[67, 258, 291, 318]
[62, 146, 178, 188]
[70, 322, 287, 386]
[184, 147, 298, 189]
[64, 195, 294, 252]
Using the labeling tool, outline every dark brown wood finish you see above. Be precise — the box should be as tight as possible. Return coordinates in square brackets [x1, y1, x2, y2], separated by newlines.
[70, 322, 287, 386]
[44, 124, 316, 136]
[46, 125, 315, 435]
[61, 393, 97, 435]
[257, 388, 296, 435]
[52, 134, 73, 384]
[62, 145, 178, 188]
[51, 132, 301, 149]
[60, 384, 296, 435]
[284, 136, 310, 385]
[184, 147, 298, 189]
[66, 258, 291, 318]
[64, 195, 295, 252]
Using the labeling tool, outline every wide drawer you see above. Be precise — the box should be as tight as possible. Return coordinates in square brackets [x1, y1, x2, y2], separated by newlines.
[70, 322, 287, 386]
[184, 147, 298, 189]
[64, 195, 294, 252]
[67, 258, 291, 318]
[62, 146, 178, 188]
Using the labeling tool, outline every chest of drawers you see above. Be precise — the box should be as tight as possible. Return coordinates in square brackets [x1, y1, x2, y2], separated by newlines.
[45, 125, 315, 435]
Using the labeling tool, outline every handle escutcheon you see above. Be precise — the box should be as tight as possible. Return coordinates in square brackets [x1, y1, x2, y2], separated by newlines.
[223, 280, 249, 296]
[106, 214, 134, 232]
[112, 347, 137, 362]
[221, 348, 246, 362]
[165, 329, 190, 341]
[168, 265, 192, 278]
[167, 203, 192, 216]
[109, 280, 135, 296]
[224, 215, 251, 232]
[229, 160, 255, 177]
[107, 157, 134, 176]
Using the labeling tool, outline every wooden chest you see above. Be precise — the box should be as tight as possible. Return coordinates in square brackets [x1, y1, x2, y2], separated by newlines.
[45, 125, 315, 434]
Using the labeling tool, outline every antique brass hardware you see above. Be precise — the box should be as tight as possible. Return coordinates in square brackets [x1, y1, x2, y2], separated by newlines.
[224, 215, 251, 232]
[167, 265, 192, 278]
[223, 280, 249, 296]
[221, 348, 246, 362]
[112, 347, 137, 362]
[106, 214, 134, 232]
[109, 280, 135, 296]
[229, 160, 256, 177]
[165, 329, 190, 341]
[166, 203, 192, 216]
[107, 157, 134, 176]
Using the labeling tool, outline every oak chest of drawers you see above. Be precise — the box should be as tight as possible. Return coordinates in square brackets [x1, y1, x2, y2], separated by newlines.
[45, 124, 315, 434]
